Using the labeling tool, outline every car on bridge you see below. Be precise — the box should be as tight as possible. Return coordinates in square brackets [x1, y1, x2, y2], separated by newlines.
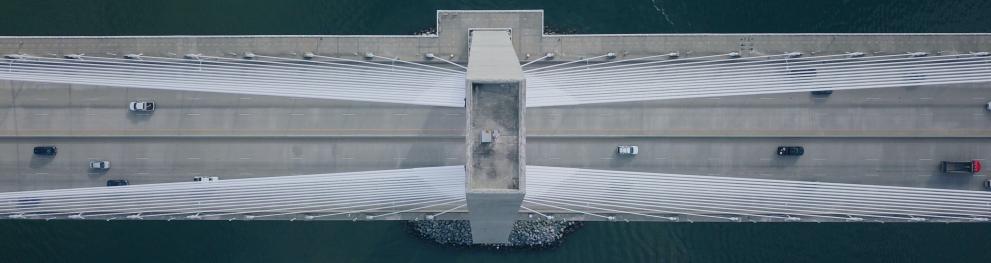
[106, 179, 128, 186]
[940, 160, 981, 174]
[777, 146, 804, 156]
[33, 146, 57, 156]
[193, 176, 219, 182]
[89, 160, 111, 170]
[129, 101, 155, 112]
[618, 145, 639, 156]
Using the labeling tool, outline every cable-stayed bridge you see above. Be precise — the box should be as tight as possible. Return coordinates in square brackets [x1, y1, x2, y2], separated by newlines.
[0, 10, 990, 244]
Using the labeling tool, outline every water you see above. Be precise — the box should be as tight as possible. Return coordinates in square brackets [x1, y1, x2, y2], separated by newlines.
[1, 0, 991, 262]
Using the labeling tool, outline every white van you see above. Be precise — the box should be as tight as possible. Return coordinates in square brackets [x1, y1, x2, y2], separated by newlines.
[618, 145, 639, 156]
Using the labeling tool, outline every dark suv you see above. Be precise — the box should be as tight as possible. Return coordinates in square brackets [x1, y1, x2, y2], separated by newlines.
[106, 180, 129, 186]
[33, 146, 57, 156]
[777, 146, 805, 156]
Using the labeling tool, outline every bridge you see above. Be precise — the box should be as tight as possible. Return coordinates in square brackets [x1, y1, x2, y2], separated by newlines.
[0, 10, 990, 244]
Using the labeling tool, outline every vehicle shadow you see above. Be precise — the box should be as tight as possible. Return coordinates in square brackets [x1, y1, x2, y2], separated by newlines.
[125, 111, 153, 124]
[609, 151, 635, 168]
[88, 168, 110, 177]
[28, 156, 54, 169]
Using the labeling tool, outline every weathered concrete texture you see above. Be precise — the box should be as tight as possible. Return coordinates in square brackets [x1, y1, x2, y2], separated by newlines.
[438, 10, 543, 62]
[469, 83, 520, 189]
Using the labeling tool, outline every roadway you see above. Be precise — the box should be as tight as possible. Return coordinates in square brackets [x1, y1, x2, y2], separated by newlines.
[1, 80, 990, 192]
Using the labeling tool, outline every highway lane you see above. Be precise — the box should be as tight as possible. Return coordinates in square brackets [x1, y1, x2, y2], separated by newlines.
[0, 81, 465, 137]
[526, 83, 991, 136]
[528, 137, 990, 191]
[1, 80, 990, 193]
[0, 137, 465, 192]
[3, 81, 991, 137]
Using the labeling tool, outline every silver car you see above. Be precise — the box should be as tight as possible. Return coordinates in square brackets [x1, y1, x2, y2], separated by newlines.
[129, 101, 155, 112]
[89, 160, 111, 170]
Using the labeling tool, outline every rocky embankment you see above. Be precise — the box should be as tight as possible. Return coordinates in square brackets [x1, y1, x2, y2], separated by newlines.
[409, 220, 581, 248]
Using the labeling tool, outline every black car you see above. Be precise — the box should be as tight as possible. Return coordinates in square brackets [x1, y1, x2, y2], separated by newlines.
[777, 146, 805, 156]
[106, 179, 129, 186]
[810, 90, 833, 96]
[33, 146, 57, 156]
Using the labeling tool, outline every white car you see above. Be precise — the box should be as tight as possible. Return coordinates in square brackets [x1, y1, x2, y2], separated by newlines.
[89, 160, 111, 170]
[129, 101, 155, 112]
[986, 101, 991, 111]
[193, 176, 220, 182]
[618, 145, 639, 156]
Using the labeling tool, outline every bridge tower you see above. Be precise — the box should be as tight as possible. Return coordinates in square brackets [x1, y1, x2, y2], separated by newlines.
[465, 29, 526, 244]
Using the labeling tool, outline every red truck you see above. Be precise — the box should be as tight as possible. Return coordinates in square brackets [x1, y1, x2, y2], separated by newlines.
[940, 160, 982, 174]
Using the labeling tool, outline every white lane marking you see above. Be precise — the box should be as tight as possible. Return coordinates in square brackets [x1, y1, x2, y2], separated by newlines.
[237, 113, 253, 116]
[32, 113, 49, 116]
[918, 97, 932, 100]
[239, 97, 252, 100]
[599, 157, 613, 160]
[972, 97, 986, 100]
[865, 98, 881, 101]
[86, 113, 97, 116]
[549, 157, 561, 160]
[759, 173, 772, 176]
[289, 157, 304, 160]
[917, 174, 931, 177]
[445, 113, 461, 116]
[185, 113, 200, 116]
[707, 97, 722, 100]
[186, 157, 201, 160]
[919, 158, 933, 161]
[759, 97, 776, 100]
[289, 113, 305, 116]
[238, 157, 252, 160]
[135, 172, 150, 175]
[392, 113, 409, 116]
[342, 157, 354, 160]
[655, 157, 667, 160]
[864, 174, 880, 177]
[446, 157, 457, 160]
[759, 158, 771, 161]
[342, 113, 357, 116]
[135, 157, 150, 160]
[35, 172, 49, 175]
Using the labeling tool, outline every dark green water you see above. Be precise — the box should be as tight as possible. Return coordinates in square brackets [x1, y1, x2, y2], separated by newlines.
[2, 0, 991, 262]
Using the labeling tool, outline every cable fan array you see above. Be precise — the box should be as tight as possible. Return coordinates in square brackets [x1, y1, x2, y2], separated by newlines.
[1, 54, 466, 107]
[524, 166, 991, 222]
[525, 52, 991, 107]
[0, 166, 466, 220]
